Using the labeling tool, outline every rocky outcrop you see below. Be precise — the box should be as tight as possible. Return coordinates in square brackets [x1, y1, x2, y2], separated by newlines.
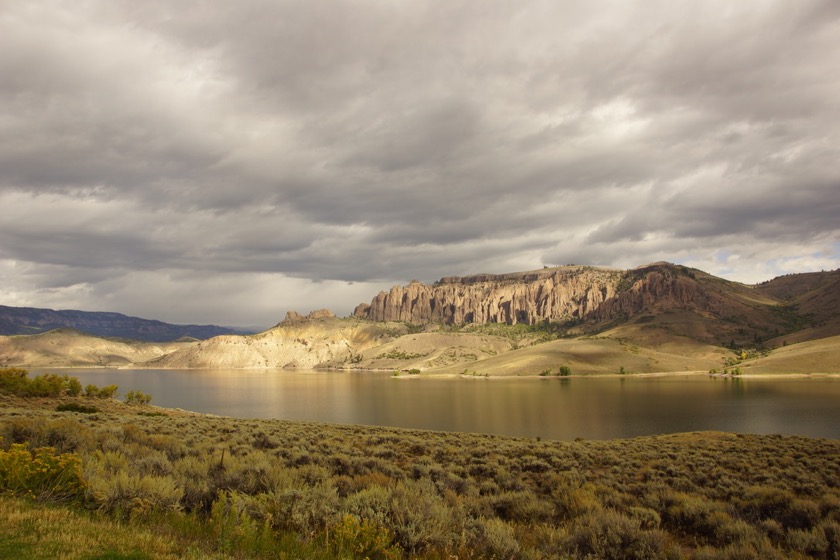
[354, 266, 624, 325]
[282, 309, 336, 323]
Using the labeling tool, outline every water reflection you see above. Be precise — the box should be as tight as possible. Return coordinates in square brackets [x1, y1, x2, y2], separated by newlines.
[41, 369, 840, 440]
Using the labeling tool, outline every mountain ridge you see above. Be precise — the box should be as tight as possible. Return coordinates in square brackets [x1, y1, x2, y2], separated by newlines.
[0, 304, 251, 342]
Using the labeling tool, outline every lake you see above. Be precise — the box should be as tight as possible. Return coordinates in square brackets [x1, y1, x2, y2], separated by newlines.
[46, 369, 840, 441]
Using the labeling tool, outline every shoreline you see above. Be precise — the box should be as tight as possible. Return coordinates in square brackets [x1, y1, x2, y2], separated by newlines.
[22, 365, 840, 379]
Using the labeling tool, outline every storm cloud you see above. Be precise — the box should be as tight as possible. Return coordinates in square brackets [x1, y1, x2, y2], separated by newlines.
[2, 1, 838, 328]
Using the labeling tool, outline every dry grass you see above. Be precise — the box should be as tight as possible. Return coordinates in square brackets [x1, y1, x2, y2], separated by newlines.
[0, 494, 189, 559]
[740, 334, 840, 374]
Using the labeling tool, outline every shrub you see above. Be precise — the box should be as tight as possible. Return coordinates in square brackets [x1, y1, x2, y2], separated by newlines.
[474, 517, 520, 559]
[85, 384, 119, 399]
[0, 417, 94, 454]
[331, 514, 401, 560]
[0, 367, 29, 394]
[558, 365, 572, 376]
[56, 402, 99, 414]
[66, 377, 83, 396]
[0, 369, 86, 398]
[570, 509, 674, 560]
[86, 470, 183, 516]
[0, 439, 86, 502]
[124, 390, 152, 406]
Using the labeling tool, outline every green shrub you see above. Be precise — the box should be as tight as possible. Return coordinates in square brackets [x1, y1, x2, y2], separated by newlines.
[56, 402, 99, 414]
[85, 384, 118, 399]
[0, 369, 87, 398]
[0, 439, 86, 502]
[0, 367, 29, 394]
[124, 390, 152, 406]
[66, 377, 83, 396]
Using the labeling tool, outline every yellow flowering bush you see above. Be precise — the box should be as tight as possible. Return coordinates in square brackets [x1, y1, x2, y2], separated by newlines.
[0, 438, 86, 502]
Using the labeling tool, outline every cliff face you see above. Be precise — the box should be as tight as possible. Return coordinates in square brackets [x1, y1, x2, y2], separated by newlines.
[353, 266, 624, 325]
[353, 263, 763, 328]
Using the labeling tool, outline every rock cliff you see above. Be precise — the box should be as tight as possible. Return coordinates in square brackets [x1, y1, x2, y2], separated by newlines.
[353, 266, 624, 325]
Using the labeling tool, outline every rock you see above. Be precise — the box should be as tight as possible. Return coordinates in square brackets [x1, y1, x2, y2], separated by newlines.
[354, 266, 624, 325]
[307, 309, 335, 320]
[283, 311, 305, 323]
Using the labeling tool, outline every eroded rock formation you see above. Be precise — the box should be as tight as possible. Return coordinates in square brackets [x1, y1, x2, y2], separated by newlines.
[353, 266, 624, 325]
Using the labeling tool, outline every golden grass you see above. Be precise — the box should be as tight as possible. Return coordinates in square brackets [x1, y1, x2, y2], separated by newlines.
[0, 494, 191, 560]
[742, 334, 840, 374]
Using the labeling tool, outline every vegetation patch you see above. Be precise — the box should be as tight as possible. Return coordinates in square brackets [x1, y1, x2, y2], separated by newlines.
[56, 402, 100, 414]
[374, 350, 428, 360]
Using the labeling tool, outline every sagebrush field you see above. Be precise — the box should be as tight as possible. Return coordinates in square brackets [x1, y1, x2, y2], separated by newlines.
[1, 368, 839, 559]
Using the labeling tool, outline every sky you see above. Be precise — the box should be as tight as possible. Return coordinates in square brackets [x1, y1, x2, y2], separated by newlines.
[1, 1, 839, 330]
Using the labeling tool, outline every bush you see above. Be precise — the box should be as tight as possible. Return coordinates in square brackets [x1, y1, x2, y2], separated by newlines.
[0, 367, 29, 394]
[570, 509, 675, 560]
[86, 470, 183, 516]
[331, 514, 401, 560]
[84, 384, 119, 399]
[475, 517, 521, 559]
[0, 417, 94, 454]
[0, 369, 87, 398]
[56, 402, 100, 414]
[124, 390, 152, 406]
[0, 439, 86, 502]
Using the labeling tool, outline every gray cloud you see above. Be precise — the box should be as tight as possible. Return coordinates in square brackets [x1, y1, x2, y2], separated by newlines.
[1, 0, 838, 328]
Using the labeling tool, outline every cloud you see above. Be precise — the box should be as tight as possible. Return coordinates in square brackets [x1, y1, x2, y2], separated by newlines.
[1, 0, 838, 327]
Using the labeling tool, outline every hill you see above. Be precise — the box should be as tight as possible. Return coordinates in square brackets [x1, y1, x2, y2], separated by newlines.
[0, 328, 195, 368]
[0, 304, 251, 341]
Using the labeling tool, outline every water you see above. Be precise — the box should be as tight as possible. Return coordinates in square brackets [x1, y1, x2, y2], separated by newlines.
[45, 369, 840, 440]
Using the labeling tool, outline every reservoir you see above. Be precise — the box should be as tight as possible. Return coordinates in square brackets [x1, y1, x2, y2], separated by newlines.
[48, 369, 840, 441]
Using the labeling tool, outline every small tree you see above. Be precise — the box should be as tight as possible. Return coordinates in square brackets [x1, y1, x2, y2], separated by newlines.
[558, 365, 571, 376]
[124, 390, 152, 406]
[66, 377, 82, 397]
[96, 385, 119, 399]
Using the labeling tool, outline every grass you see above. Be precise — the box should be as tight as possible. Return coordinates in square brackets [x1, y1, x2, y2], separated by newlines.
[0, 494, 183, 559]
[2, 391, 840, 559]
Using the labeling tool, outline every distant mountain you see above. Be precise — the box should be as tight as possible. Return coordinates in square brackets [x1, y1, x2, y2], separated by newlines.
[0, 305, 252, 342]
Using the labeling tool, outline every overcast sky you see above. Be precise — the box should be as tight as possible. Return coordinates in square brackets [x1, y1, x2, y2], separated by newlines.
[1, 1, 839, 329]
